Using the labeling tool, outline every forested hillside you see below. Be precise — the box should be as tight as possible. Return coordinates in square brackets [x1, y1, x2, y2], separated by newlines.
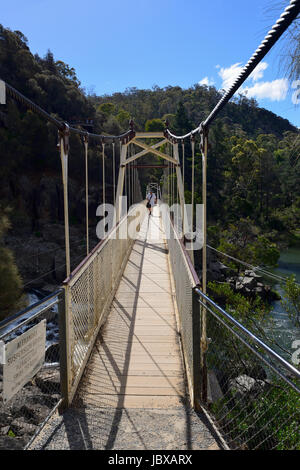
[0, 24, 299, 314]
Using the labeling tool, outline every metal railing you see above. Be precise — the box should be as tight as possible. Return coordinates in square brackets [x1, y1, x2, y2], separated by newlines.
[61, 202, 147, 406]
[161, 205, 202, 408]
[195, 289, 300, 450]
[0, 290, 63, 450]
[161, 200, 300, 450]
[0, 200, 146, 449]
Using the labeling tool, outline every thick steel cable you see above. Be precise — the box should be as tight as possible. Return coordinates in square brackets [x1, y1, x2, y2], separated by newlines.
[124, 159, 127, 208]
[129, 145, 132, 207]
[164, 0, 300, 140]
[167, 151, 170, 204]
[3, 80, 134, 142]
[131, 146, 133, 206]
[129, 156, 131, 207]
[207, 244, 300, 285]
[182, 140, 185, 191]
[132, 163, 135, 204]
[191, 137, 195, 230]
[172, 145, 175, 206]
[4, 81, 64, 129]
[172, 163, 174, 207]
[203, 0, 300, 130]
[102, 143, 105, 212]
[84, 136, 89, 255]
[112, 141, 116, 206]
[134, 166, 137, 203]
[132, 161, 135, 204]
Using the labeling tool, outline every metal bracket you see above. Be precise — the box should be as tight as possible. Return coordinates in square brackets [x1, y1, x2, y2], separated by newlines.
[59, 123, 70, 155]
[0, 340, 6, 364]
[0, 80, 6, 104]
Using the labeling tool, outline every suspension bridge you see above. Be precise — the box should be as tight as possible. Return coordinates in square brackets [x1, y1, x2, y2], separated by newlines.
[0, 0, 299, 451]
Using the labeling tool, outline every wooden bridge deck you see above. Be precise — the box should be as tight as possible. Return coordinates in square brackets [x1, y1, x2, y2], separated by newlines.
[30, 205, 223, 450]
[76, 205, 186, 408]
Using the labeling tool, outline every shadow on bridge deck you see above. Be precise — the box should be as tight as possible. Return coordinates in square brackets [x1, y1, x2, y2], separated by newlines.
[30, 206, 223, 450]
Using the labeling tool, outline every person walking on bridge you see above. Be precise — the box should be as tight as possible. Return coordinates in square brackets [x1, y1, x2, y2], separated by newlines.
[146, 190, 156, 216]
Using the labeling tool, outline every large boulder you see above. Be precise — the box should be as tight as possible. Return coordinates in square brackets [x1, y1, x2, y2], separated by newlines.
[10, 417, 37, 437]
[233, 272, 280, 302]
[35, 368, 60, 394]
[228, 374, 266, 402]
[45, 343, 60, 363]
[207, 260, 230, 282]
[18, 403, 52, 426]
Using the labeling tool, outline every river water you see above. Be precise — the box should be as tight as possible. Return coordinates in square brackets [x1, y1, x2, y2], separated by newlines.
[264, 247, 300, 362]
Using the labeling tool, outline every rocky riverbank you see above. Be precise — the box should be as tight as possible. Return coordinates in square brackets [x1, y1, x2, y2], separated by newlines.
[0, 365, 61, 450]
[4, 222, 99, 293]
[2, 172, 105, 294]
[204, 254, 281, 303]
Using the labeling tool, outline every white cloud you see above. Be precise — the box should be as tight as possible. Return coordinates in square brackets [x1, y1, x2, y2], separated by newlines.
[218, 61, 269, 91]
[241, 79, 289, 101]
[250, 62, 268, 82]
[199, 76, 215, 86]
[216, 61, 287, 101]
[218, 62, 244, 90]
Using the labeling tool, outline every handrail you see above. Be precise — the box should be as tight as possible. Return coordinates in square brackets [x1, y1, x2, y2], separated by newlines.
[195, 287, 300, 382]
[3, 80, 135, 143]
[162, 203, 200, 287]
[63, 201, 144, 286]
[0, 288, 62, 337]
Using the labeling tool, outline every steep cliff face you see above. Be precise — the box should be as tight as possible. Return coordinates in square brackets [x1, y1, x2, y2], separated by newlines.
[2, 172, 104, 292]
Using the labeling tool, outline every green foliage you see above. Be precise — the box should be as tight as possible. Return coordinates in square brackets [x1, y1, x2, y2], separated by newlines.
[210, 375, 300, 449]
[208, 281, 270, 329]
[281, 275, 300, 328]
[0, 206, 23, 317]
[216, 218, 280, 273]
[173, 101, 192, 135]
[116, 108, 130, 127]
[250, 236, 280, 267]
[97, 102, 115, 116]
[145, 118, 165, 132]
[0, 24, 298, 302]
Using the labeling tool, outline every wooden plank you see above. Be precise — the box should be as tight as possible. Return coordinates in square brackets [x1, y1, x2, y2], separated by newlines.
[76, 205, 188, 409]
[82, 385, 185, 397]
[82, 375, 185, 390]
[80, 395, 186, 409]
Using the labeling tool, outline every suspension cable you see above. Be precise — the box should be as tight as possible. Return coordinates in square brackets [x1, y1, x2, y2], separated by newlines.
[202, 0, 300, 130]
[2, 80, 135, 143]
[84, 135, 89, 255]
[207, 244, 300, 285]
[125, 158, 127, 208]
[102, 142, 105, 211]
[112, 141, 116, 206]
[191, 135, 195, 230]
[164, 0, 300, 141]
[182, 139, 185, 191]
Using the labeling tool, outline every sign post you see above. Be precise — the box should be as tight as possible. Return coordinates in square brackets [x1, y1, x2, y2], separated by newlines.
[2, 320, 46, 403]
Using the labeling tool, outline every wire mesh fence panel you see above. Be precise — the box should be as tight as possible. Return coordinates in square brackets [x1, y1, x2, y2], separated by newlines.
[66, 202, 147, 403]
[164, 213, 199, 402]
[201, 298, 300, 450]
[0, 292, 62, 450]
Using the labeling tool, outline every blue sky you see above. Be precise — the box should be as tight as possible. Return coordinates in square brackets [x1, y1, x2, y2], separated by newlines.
[2, 0, 300, 127]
